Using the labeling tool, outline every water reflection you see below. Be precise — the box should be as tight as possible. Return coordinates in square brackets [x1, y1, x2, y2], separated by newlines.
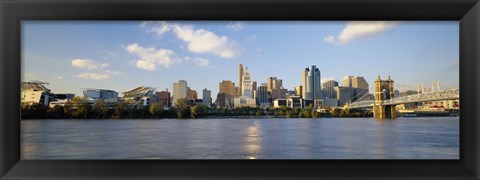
[21, 118, 459, 159]
[243, 121, 262, 159]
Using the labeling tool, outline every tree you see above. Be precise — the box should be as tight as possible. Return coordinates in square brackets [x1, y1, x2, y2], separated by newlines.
[190, 105, 206, 119]
[285, 110, 293, 118]
[175, 98, 191, 119]
[149, 103, 164, 118]
[48, 105, 65, 119]
[93, 99, 110, 119]
[113, 102, 129, 119]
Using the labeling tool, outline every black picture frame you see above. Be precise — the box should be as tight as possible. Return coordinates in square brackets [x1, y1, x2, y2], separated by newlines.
[1, 0, 479, 179]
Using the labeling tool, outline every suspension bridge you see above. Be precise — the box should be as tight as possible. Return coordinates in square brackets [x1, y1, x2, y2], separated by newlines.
[342, 75, 460, 118]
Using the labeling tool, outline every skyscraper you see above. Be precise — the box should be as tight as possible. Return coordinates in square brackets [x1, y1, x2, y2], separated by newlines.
[267, 77, 276, 93]
[351, 76, 369, 90]
[238, 64, 244, 96]
[257, 84, 269, 104]
[202, 88, 212, 107]
[173, 80, 188, 105]
[242, 67, 254, 98]
[219, 80, 236, 98]
[302, 65, 321, 100]
[322, 80, 339, 99]
[342, 76, 354, 87]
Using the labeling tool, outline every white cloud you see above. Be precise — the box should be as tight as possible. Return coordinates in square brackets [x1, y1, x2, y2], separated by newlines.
[321, 77, 337, 84]
[53, 76, 64, 80]
[192, 58, 210, 67]
[71, 59, 109, 70]
[143, 21, 171, 37]
[324, 21, 399, 45]
[141, 21, 240, 58]
[75, 73, 112, 80]
[125, 43, 178, 70]
[172, 24, 240, 58]
[226, 21, 245, 31]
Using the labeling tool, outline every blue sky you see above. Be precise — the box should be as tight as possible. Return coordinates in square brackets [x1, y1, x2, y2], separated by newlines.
[22, 21, 459, 100]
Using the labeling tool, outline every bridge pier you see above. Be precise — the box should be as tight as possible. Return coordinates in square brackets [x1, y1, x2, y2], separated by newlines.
[374, 75, 396, 119]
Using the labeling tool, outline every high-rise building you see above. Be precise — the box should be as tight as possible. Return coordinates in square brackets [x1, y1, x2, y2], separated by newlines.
[343, 76, 354, 87]
[252, 81, 257, 93]
[202, 88, 212, 107]
[242, 67, 254, 98]
[188, 89, 198, 100]
[342, 76, 370, 101]
[219, 80, 236, 98]
[235, 66, 257, 108]
[257, 84, 269, 104]
[273, 79, 282, 90]
[215, 93, 228, 108]
[351, 76, 369, 90]
[334, 86, 354, 106]
[267, 77, 276, 93]
[302, 65, 322, 100]
[173, 80, 188, 105]
[322, 80, 339, 99]
[238, 64, 244, 96]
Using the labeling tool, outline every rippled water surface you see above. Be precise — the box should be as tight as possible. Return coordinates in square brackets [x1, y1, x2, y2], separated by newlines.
[21, 117, 459, 159]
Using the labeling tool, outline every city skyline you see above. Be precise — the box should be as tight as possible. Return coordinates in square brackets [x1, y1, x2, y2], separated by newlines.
[22, 21, 459, 100]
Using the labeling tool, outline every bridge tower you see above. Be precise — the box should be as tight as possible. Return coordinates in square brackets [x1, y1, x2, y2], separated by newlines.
[374, 75, 396, 119]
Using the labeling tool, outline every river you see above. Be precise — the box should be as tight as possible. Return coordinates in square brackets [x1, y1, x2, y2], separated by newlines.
[21, 117, 459, 159]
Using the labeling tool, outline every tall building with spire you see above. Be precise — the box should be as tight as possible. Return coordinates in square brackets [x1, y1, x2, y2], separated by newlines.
[242, 67, 253, 98]
[238, 64, 244, 96]
[302, 65, 322, 100]
[234, 66, 256, 108]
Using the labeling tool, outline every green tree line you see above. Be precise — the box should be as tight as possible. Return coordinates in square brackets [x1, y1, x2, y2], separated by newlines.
[21, 97, 372, 119]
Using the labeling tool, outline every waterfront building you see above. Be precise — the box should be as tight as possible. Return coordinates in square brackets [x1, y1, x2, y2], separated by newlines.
[219, 80, 236, 98]
[352, 76, 369, 90]
[257, 84, 269, 104]
[271, 88, 288, 100]
[238, 64, 244, 96]
[252, 81, 257, 94]
[322, 80, 339, 99]
[286, 96, 303, 109]
[48, 93, 76, 108]
[202, 88, 212, 107]
[215, 93, 233, 109]
[242, 67, 254, 98]
[322, 98, 338, 108]
[334, 86, 355, 106]
[267, 77, 284, 100]
[295, 85, 303, 98]
[173, 80, 188, 105]
[123, 86, 156, 107]
[155, 90, 171, 108]
[302, 65, 322, 100]
[83, 88, 119, 103]
[188, 89, 198, 100]
[273, 99, 287, 108]
[234, 67, 257, 108]
[342, 76, 353, 87]
[234, 98, 257, 108]
[267, 77, 276, 93]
